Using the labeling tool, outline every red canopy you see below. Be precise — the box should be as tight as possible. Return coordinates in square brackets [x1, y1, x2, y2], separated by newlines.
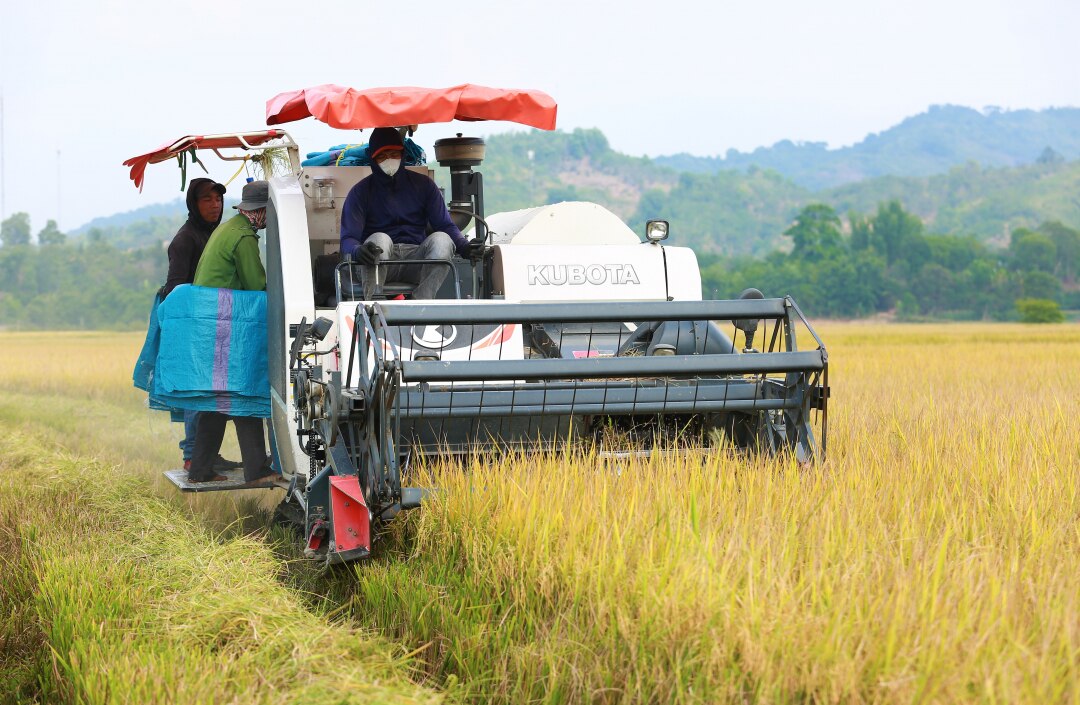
[122, 131, 287, 190]
[265, 84, 557, 131]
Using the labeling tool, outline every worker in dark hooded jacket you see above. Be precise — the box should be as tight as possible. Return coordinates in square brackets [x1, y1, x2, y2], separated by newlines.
[165, 178, 227, 296]
[162, 178, 242, 475]
[340, 127, 482, 299]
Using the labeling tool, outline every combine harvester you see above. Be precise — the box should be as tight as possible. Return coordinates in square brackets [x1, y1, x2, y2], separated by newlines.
[127, 85, 829, 565]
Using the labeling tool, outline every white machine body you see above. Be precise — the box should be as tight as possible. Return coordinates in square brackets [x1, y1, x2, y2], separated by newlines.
[267, 180, 704, 483]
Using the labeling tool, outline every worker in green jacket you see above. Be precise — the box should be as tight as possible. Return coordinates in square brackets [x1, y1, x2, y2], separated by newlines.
[193, 181, 268, 290]
[188, 180, 276, 486]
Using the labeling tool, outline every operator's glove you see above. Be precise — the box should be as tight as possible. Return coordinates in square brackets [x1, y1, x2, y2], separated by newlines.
[357, 240, 383, 265]
[467, 238, 487, 262]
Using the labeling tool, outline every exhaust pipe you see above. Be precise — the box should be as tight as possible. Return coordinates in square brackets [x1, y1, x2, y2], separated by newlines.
[434, 135, 486, 237]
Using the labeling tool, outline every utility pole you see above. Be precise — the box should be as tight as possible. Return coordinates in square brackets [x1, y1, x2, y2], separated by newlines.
[1, 90, 5, 222]
[56, 149, 61, 229]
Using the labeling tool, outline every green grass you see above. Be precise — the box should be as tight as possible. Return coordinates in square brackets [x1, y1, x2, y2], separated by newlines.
[0, 428, 447, 704]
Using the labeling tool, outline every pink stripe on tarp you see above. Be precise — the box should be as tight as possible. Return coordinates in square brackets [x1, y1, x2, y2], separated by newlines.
[214, 289, 233, 413]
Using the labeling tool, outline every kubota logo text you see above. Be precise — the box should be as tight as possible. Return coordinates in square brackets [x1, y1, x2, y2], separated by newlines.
[527, 264, 641, 286]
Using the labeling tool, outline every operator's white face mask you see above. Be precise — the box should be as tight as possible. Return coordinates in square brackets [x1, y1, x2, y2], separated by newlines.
[380, 158, 401, 177]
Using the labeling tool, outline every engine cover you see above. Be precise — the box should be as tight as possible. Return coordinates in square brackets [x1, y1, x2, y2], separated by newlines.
[493, 244, 670, 302]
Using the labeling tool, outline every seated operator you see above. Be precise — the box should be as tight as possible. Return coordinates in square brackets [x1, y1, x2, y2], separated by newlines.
[340, 127, 483, 299]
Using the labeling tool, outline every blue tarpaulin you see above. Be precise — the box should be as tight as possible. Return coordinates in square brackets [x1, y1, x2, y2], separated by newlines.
[133, 289, 164, 394]
[300, 137, 427, 167]
[132, 289, 184, 421]
[133, 285, 270, 417]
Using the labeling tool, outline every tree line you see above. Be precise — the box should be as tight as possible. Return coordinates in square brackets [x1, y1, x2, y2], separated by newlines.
[3, 195, 1078, 329]
[0, 214, 164, 329]
[701, 200, 1079, 321]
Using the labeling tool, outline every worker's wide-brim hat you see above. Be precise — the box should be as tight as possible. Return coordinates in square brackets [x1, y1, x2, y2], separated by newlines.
[233, 180, 270, 210]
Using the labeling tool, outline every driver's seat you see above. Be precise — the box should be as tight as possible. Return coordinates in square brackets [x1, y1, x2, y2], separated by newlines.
[312, 252, 417, 306]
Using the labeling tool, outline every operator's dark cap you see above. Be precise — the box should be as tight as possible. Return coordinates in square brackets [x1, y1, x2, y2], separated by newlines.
[233, 180, 269, 210]
[368, 127, 404, 159]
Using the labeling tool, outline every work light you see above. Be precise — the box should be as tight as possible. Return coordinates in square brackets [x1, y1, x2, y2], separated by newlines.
[645, 220, 669, 242]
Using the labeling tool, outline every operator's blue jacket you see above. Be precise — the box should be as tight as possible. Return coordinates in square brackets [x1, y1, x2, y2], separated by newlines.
[340, 164, 468, 257]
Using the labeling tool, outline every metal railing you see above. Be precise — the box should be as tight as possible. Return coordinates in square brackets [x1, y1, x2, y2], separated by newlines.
[334, 257, 462, 303]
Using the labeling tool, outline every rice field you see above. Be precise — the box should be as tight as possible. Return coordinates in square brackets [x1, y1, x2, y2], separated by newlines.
[0, 324, 1077, 704]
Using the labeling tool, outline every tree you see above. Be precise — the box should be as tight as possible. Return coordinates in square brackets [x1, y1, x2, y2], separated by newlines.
[37, 220, 66, 246]
[816, 250, 886, 316]
[870, 200, 925, 267]
[924, 234, 985, 271]
[1021, 270, 1062, 301]
[1035, 146, 1064, 165]
[1015, 298, 1064, 323]
[911, 263, 955, 314]
[1, 213, 31, 247]
[1010, 231, 1056, 273]
[956, 258, 1006, 317]
[849, 211, 873, 251]
[1037, 221, 1080, 284]
[895, 292, 919, 320]
[0, 292, 22, 326]
[546, 184, 582, 204]
[784, 204, 843, 262]
[566, 128, 610, 159]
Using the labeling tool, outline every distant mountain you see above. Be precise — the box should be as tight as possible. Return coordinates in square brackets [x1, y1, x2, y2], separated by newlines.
[70, 198, 187, 235]
[654, 105, 1080, 190]
[65, 107, 1080, 257]
[70, 195, 238, 251]
[480, 126, 1080, 256]
[822, 159, 1080, 246]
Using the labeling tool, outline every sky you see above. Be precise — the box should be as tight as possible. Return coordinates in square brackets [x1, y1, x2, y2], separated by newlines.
[1, 0, 1078, 233]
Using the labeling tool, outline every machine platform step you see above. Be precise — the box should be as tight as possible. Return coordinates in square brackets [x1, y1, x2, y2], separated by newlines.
[164, 468, 287, 493]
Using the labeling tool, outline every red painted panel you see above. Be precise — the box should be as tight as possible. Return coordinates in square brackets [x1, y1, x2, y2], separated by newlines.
[329, 475, 370, 554]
